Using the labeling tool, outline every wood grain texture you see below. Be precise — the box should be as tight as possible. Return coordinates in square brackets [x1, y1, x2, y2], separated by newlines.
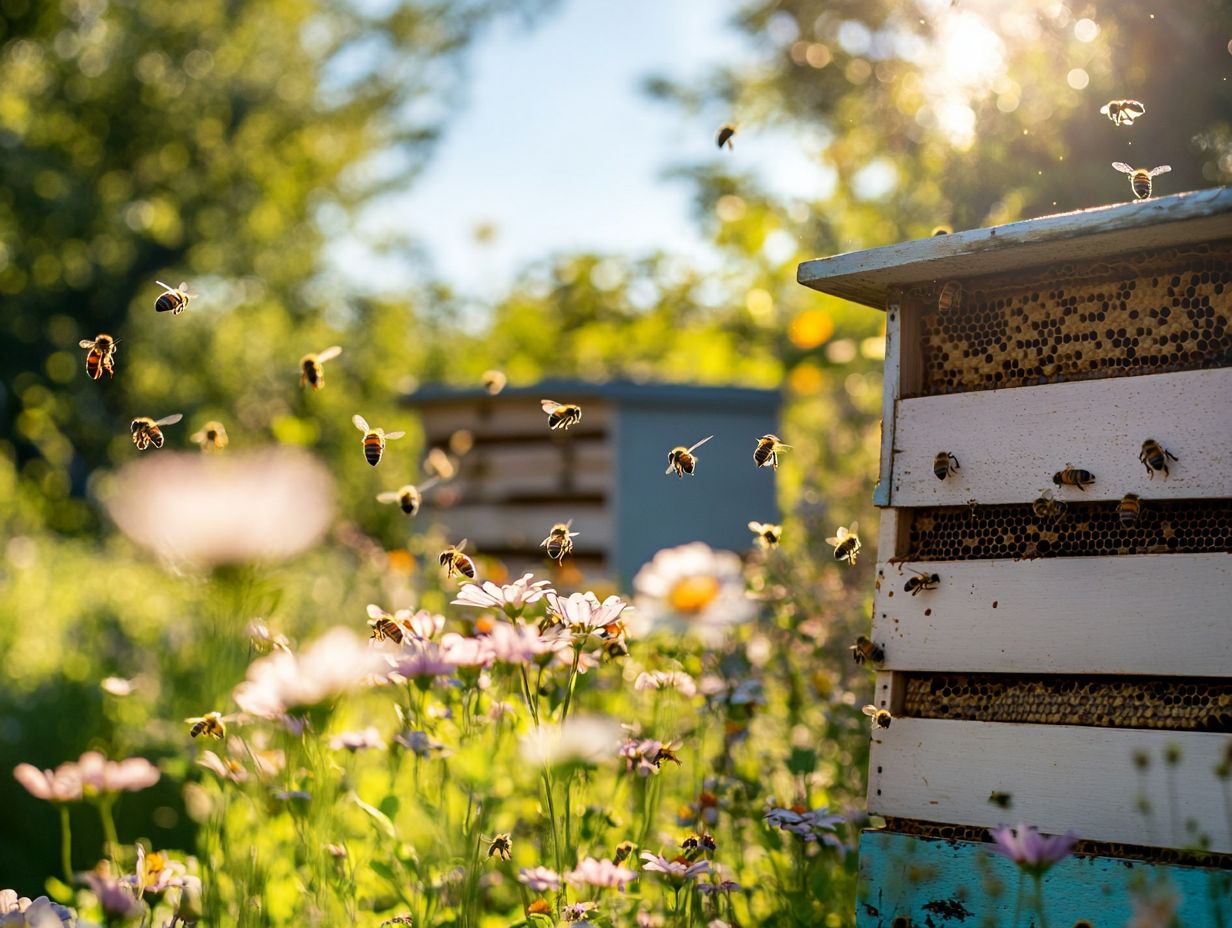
[856, 831, 1232, 928]
[867, 718, 1232, 852]
[872, 300, 903, 508]
[871, 554, 1232, 676]
[798, 186, 1232, 308]
[888, 367, 1232, 506]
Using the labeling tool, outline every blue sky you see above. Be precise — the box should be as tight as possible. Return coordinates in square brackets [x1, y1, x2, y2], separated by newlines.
[331, 0, 832, 297]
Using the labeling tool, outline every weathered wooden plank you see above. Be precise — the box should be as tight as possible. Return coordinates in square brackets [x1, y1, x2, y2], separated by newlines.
[872, 297, 909, 508]
[867, 719, 1232, 852]
[888, 367, 1232, 506]
[798, 187, 1232, 308]
[421, 503, 610, 553]
[871, 554, 1231, 676]
[857, 831, 1232, 928]
[419, 400, 612, 441]
[450, 442, 611, 500]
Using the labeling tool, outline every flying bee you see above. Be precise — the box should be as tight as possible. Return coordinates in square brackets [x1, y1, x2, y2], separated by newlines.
[541, 520, 579, 563]
[753, 434, 791, 470]
[481, 369, 507, 395]
[748, 521, 782, 549]
[485, 833, 512, 861]
[862, 705, 892, 730]
[1053, 465, 1095, 490]
[1112, 162, 1171, 200]
[613, 840, 636, 864]
[154, 280, 194, 314]
[298, 345, 342, 391]
[439, 539, 476, 579]
[849, 635, 884, 667]
[541, 399, 583, 430]
[1118, 492, 1142, 527]
[933, 452, 960, 480]
[376, 478, 440, 516]
[185, 711, 229, 740]
[190, 420, 228, 451]
[826, 521, 861, 565]
[352, 414, 405, 466]
[1100, 99, 1146, 127]
[79, 333, 118, 380]
[424, 447, 457, 481]
[715, 123, 736, 149]
[904, 570, 940, 596]
[665, 435, 714, 477]
[937, 280, 963, 312]
[988, 791, 1013, 810]
[366, 606, 405, 645]
[1139, 439, 1178, 478]
[1032, 489, 1066, 522]
[130, 413, 183, 450]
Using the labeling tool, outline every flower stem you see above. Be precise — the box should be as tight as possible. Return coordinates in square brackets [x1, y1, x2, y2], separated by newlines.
[1032, 873, 1050, 928]
[58, 804, 73, 883]
[559, 645, 582, 724]
[97, 796, 120, 865]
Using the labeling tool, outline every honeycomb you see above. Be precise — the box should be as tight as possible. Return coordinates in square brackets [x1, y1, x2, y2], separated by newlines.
[879, 818, 1232, 869]
[905, 241, 1232, 397]
[902, 673, 1232, 733]
[907, 499, 1232, 561]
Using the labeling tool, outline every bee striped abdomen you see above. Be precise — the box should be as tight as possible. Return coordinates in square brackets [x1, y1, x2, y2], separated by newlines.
[149, 427, 165, 449]
[86, 351, 104, 380]
[1131, 173, 1151, 199]
[363, 433, 384, 466]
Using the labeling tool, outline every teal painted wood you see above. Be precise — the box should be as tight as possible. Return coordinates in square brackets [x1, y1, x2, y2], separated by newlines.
[857, 831, 1232, 928]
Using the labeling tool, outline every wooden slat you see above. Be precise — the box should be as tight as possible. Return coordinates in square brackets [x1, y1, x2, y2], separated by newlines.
[857, 831, 1231, 928]
[889, 367, 1232, 505]
[419, 400, 611, 440]
[422, 503, 610, 553]
[449, 442, 610, 500]
[872, 554, 1232, 676]
[867, 718, 1232, 852]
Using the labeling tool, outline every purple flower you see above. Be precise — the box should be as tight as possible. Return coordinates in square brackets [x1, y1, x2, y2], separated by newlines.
[566, 857, 638, 891]
[639, 852, 711, 882]
[516, 866, 562, 892]
[328, 727, 387, 752]
[0, 890, 74, 925]
[13, 763, 82, 803]
[764, 804, 845, 842]
[80, 870, 142, 919]
[988, 823, 1078, 875]
[395, 730, 446, 759]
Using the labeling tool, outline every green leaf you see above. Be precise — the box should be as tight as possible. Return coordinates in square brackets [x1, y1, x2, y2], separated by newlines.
[353, 793, 398, 840]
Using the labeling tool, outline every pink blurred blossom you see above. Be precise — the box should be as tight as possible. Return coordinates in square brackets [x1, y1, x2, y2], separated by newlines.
[988, 823, 1078, 875]
[329, 727, 387, 752]
[633, 671, 698, 698]
[546, 591, 630, 634]
[639, 852, 711, 882]
[566, 857, 637, 891]
[452, 573, 554, 616]
[516, 866, 562, 892]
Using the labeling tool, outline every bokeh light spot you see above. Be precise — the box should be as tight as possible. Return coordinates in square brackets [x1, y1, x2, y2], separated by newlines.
[1066, 68, 1089, 90]
[788, 309, 834, 349]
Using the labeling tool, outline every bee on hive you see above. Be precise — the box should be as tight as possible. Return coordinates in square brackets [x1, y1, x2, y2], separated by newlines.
[79, 334, 118, 380]
[826, 522, 861, 565]
[748, 521, 782, 549]
[753, 434, 791, 471]
[190, 421, 228, 451]
[299, 346, 342, 391]
[849, 635, 884, 667]
[154, 280, 194, 315]
[937, 281, 963, 312]
[1111, 162, 1171, 199]
[131, 414, 183, 451]
[933, 452, 960, 480]
[862, 704, 892, 730]
[541, 520, 579, 563]
[1053, 465, 1095, 491]
[352, 415, 405, 466]
[1032, 489, 1066, 522]
[1118, 492, 1142, 527]
[1138, 439, 1178, 478]
[540, 399, 583, 431]
[904, 570, 940, 596]
[665, 435, 714, 478]
[715, 123, 736, 149]
[1099, 99, 1146, 126]
[376, 478, 439, 516]
[439, 539, 475, 579]
[988, 790, 1013, 810]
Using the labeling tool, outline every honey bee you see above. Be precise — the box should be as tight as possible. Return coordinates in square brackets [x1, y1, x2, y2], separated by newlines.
[541, 399, 583, 430]
[715, 123, 736, 149]
[933, 452, 960, 480]
[1118, 492, 1142, 527]
[185, 711, 228, 740]
[613, 840, 636, 864]
[481, 369, 507, 395]
[1139, 439, 1178, 478]
[1100, 99, 1146, 127]
[665, 435, 714, 477]
[753, 434, 791, 470]
[439, 539, 476, 579]
[748, 521, 782, 549]
[849, 635, 884, 667]
[826, 522, 861, 565]
[154, 280, 194, 314]
[937, 281, 963, 312]
[862, 705, 892, 729]
[1112, 162, 1171, 199]
[78, 333, 118, 380]
[1032, 489, 1066, 522]
[541, 520, 579, 563]
[190, 421, 228, 451]
[485, 833, 512, 861]
[376, 478, 440, 516]
[130, 413, 183, 450]
[424, 447, 457, 481]
[1053, 465, 1095, 490]
[352, 414, 405, 466]
[988, 790, 1013, 810]
[366, 605, 405, 645]
[903, 570, 940, 596]
[298, 345, 342, 391]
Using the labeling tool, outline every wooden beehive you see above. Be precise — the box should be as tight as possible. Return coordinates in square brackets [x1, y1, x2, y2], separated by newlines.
[799, 188, 1232, 924]
[404, 380, 781, 583]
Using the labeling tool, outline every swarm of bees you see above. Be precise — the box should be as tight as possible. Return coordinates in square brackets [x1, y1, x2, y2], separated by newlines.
[827, 522, 861, 565]
[541, 520, 579, 564]
[666, 435, 714, 478]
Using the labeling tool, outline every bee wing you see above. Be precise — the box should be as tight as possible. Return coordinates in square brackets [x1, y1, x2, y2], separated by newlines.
[749, 521, 765, 532]
[78, 339, 97, 348]
[540, 399, 562, 414]
[456, 538, 468, 553]
[316, 345, 342, 363]
[1111, 162, 1135, 174]
[366, 604, 389, 619]
[849, 520, 859, 535]
[352, 414, 370, 433]
[177, 281, 189, 291]
[184, 716, 206, 724]
[687, 435, 715, 454]
[1099, 102, 1112, 115]
[417, 476, 441, 492]
[861, 705, 878, 718]
[825, 534, 842, 547]
[154, 413, 183, 427]
[155, 280, 172, 290]
[1148, 165, 1172, 177]
[665, 460, 679, 475]
[384, 431, 406, 441]
[376, 491, 401, 504]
